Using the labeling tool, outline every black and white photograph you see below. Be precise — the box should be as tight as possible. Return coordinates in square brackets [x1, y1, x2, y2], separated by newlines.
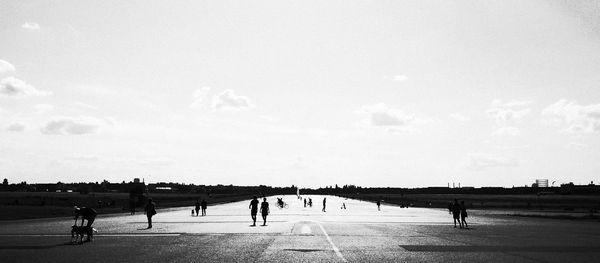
[1, 1, 600, 262]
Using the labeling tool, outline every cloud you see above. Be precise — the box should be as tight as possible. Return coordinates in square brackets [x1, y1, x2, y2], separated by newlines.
[21, 22, 40, 30]
[566, 142, 587, 150]
[450, 113, 470, 122]
[189, 87, 211, 109]
[0, 60, 15, 73]
[491, 126, 520, 136]
[358, 103, 430, 134]
[392, 75, 408, 82]
[486, 99, 531, 136]
[360, 103, 415, 127]
[0, 77, 51, 97]
[74, 102, 99, 110]
[463, 153, 518, 171]
[34, 104, 55, 114]
[212, 89, 254, 110]
[41, 116, 104, 135]
[542, 99, 600, 134]
[6, 123, 25, 132]
[64, 155, 100, 162]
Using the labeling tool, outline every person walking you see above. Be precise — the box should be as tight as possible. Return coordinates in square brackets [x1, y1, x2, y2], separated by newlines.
[201, 199, 207, 216]
[451, 199, 462, 228]
[322, 197, 327, 212]
[460, 201, 468, 228]
[194, 199, 200, 217]
[249, 196, 259, 226]
[260, 198, 270, 226]
[144, 198, 156, 229]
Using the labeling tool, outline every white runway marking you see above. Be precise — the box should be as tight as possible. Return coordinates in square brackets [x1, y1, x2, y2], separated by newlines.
[315, 221, 347, 262]
[301, 225, 311, 234]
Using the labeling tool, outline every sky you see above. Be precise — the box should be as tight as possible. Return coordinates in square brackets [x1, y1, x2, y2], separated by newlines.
[1, 0, 600, 188]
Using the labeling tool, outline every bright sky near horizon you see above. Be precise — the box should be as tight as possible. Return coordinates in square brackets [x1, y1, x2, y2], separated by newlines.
[1, 0, 600, 188]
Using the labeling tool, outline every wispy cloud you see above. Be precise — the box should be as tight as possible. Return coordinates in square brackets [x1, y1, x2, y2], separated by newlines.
[392, 75, 408, 82]
[358, 103, 429, 134]
[73, 102, 99, 110]
[542, 99, 600, 134]
[21, 22, 40, 30]
[486, 99, 531, 136]
[463, 153, 518, 171]
[5, 123, 25, 132]
[450, 113, 470, 122]
[0, 60, 15, 73]
[0, 77, 51, 97]
[189, 87, 211, 109]
[41, 116, 105, 135]
[212, 89, 254, 110]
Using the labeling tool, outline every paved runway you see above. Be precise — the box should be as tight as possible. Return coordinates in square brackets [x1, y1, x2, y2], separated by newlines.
[0, 195, 599, 262]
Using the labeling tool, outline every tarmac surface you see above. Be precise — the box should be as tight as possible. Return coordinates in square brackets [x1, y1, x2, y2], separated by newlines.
[0, 195, 599, 262]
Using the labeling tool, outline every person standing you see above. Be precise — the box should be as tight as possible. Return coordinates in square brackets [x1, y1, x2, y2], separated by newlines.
[260, 198, 270, 226]
[460, 201, 468, 228]
[144, 198, 156, 229]
[377, 200, 381, 211]
[304, 198, 307, 208]
[129, 198, 136, 215]
[451, 199, 462, 228]
[322, 197, 327, 212]
[194, 199, 200, 216]
[201, 199, 207, 216]
[249, 196, 259, 226]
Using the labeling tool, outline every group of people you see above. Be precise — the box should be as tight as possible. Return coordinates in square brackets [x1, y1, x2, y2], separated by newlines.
[74, 197, 471, 234]
[448, 199, 468, 229]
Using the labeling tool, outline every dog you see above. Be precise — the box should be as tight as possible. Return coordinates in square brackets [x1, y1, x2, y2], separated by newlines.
[71, 225, 98, 244]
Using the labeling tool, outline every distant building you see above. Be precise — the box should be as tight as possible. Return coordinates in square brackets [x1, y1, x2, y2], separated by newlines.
[535, 179, 548, 188]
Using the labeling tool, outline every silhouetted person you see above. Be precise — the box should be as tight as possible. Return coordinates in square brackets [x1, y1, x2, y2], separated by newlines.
[304, 198, 307, 208]
[341, 203, 346, 209]
[129, 199, 136, 215]
[194, 200, 200, 216]
[322, 198, 327, 212]
[201, 199, 207, 216]
[260, 198, 270, 226]
[145, 198, 156, 229]
[74, 206, 97, 228]
[451, 199, 462, 228]
[448, 202, 453, 214]
[460, 201, 468, 228]
[249, 196, 259, 226]
[377, 200, 381, 211]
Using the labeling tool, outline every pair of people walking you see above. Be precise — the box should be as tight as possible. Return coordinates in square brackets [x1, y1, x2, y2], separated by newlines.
[451, 199, 468, 228]
[194, 199, 208, 216]
[249, 196, 270, 226]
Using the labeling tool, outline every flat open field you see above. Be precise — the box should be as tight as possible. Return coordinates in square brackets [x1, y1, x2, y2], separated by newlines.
[0, 195, 599, 262]
[0, 192, 254, 220]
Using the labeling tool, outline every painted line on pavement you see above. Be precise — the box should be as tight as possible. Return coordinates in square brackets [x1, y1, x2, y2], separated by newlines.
[315, 221, 347, 262]
[300, 224, 312, 234]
